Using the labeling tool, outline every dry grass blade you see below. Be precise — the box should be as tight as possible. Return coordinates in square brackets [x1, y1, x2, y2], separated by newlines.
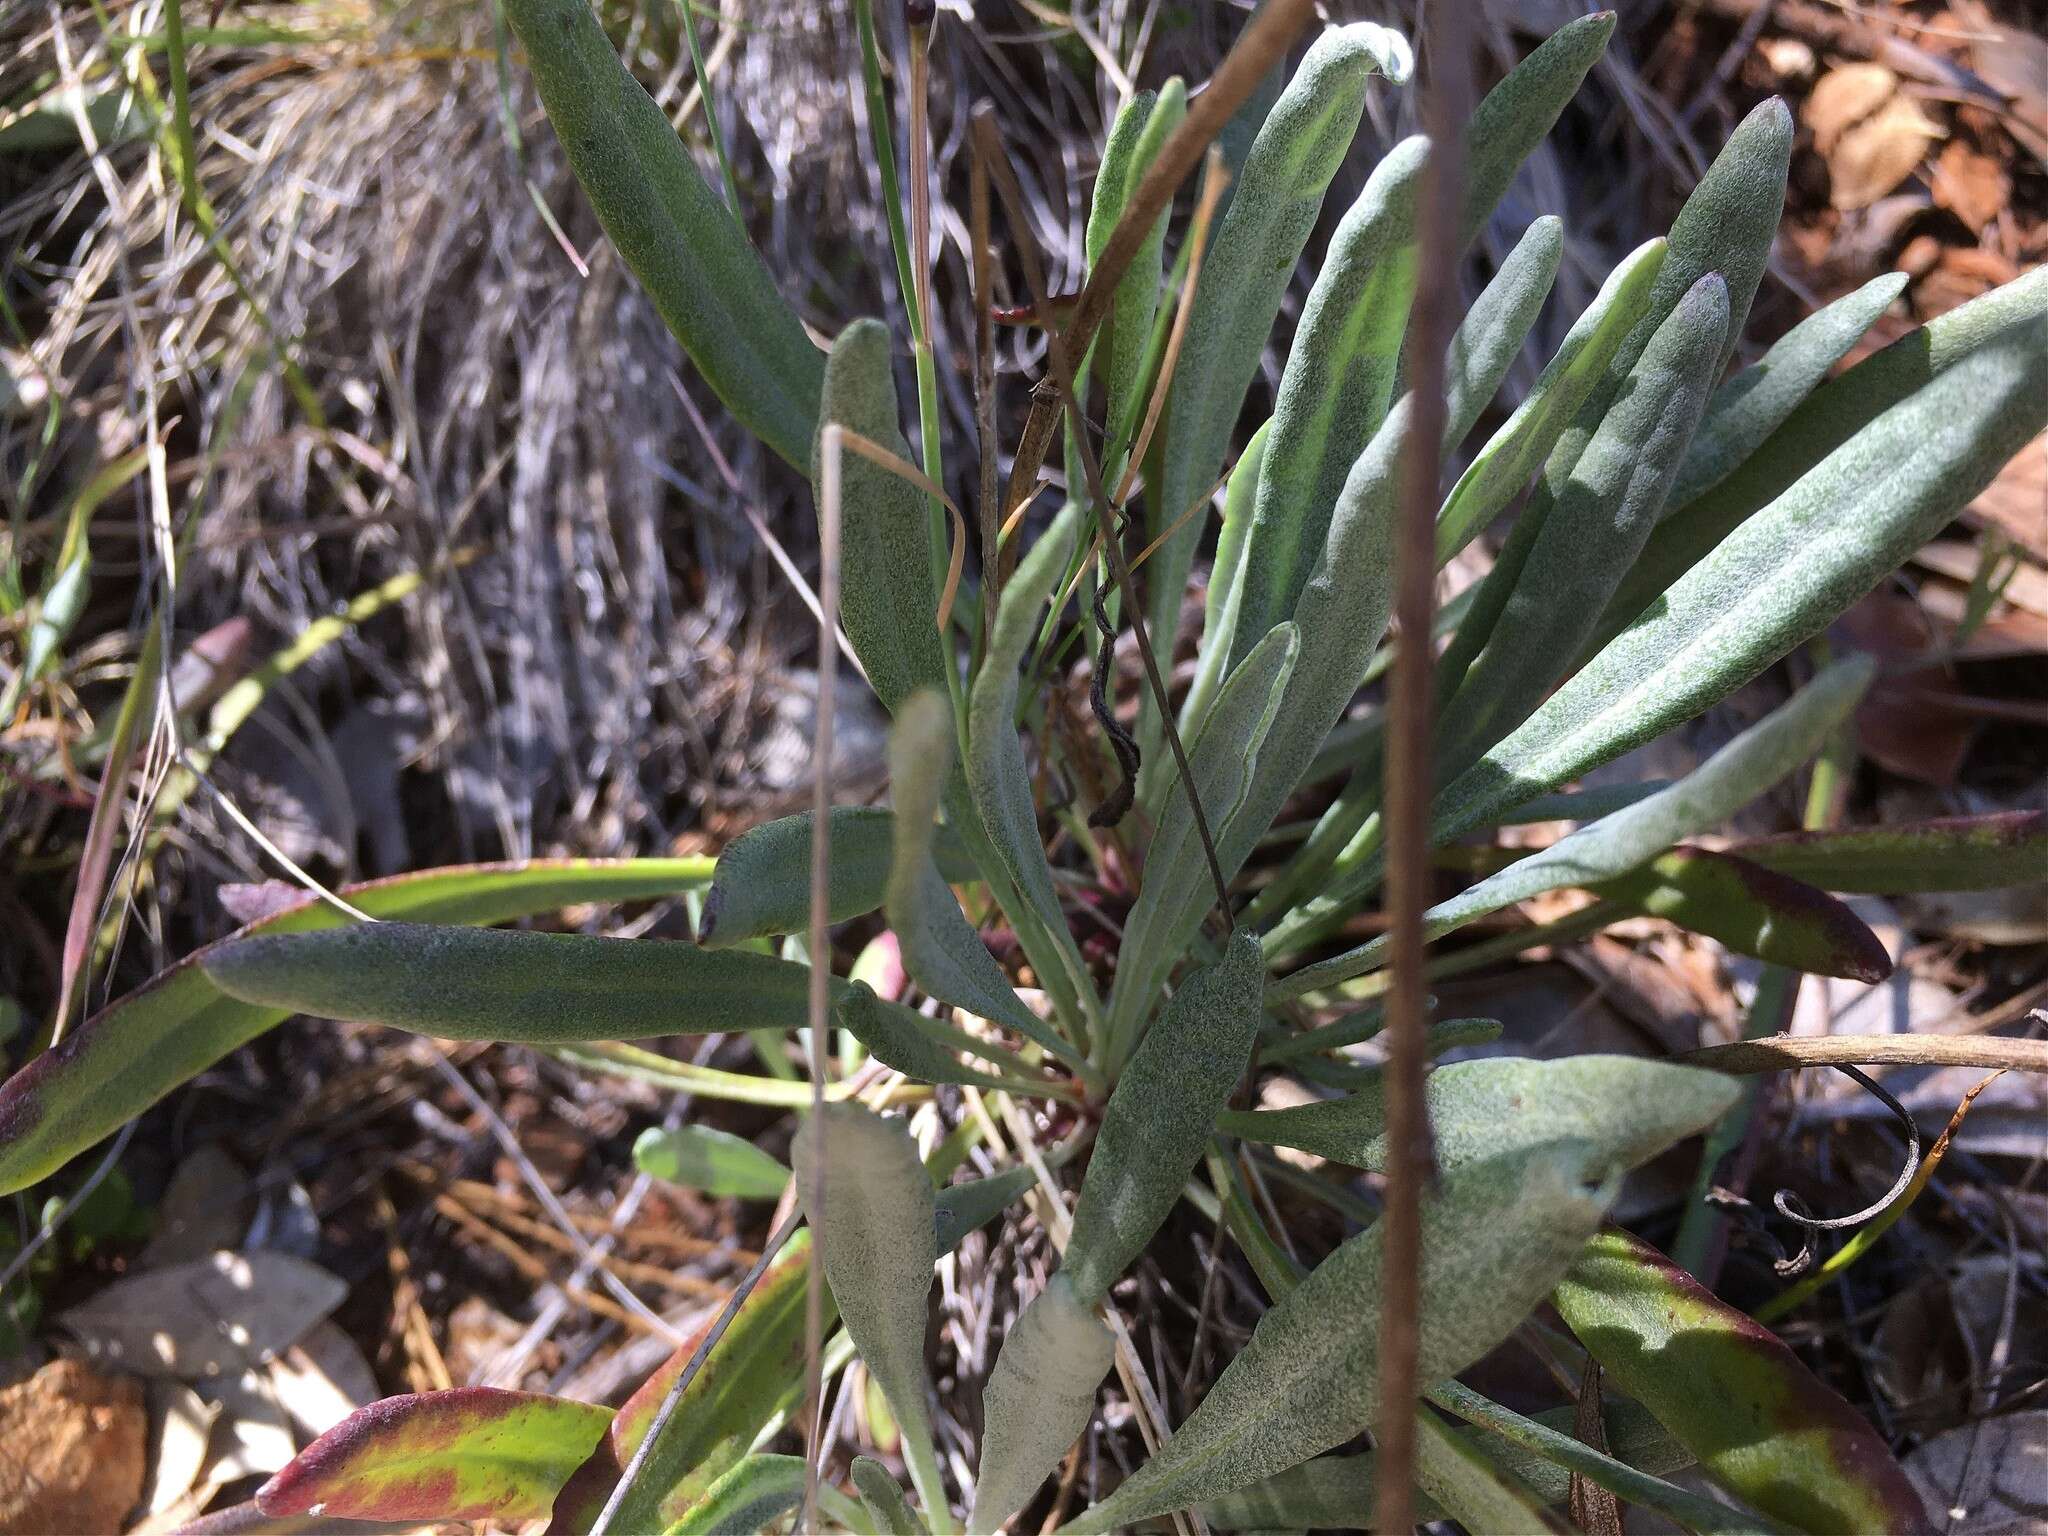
[1376, 1, 1475, 1525]
[1682, 1033, 2048, 1075]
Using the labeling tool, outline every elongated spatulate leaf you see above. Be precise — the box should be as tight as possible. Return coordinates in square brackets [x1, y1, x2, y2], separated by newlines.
[1177, 421, 1270, 752]
[793, 1104, 939, 1506]
[1555, 1229, 1930, 1534]
[1442, 214, 1565, 451]
[258, 1388, 613, 1523]
[1730, 811, 2048, 894]
[1276, 655, 1875, 997]
[202, 920, 878, 1042]
[1068, 930, 1265, 1303]
[1063, 1143, 1616, 1530]
[1091, 80, 1186, 460]
[1427, 315, 2048, 858]
[970, 1274, 1114, 1536]
[817, 320, 949, 716]
[1220, 1054, 1738, 1178]
[853, 1456, 923, 1536]
[0, 858, 712, 1196]
[501, 0, 821, 467]
[698, 808, 974, 948]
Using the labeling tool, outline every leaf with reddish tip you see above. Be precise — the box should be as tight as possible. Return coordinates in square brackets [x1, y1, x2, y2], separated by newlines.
[257, 1388, 612, 1523]
[1554, 1228, 1931, 1535]
[550, 1233, 825, 1534]
[1593, 846, 1893, 981]
[1729, 811, 2048, 895]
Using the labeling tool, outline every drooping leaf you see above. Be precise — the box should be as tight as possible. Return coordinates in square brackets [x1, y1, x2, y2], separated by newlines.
[1276, 656, 1873, 997]
[661, 1454, 806, 1535]
[970, 1273, 1114, 1536]
[885, 690, 1070, 1064]
[1067, 930, 1265, 1303]
[967, 506, 1097, 1032]
[816, 320, 949, 717]
[553, 1234, 821, 1532]
[1729, 811, 2047, 894]
[0, 858, 713, 1197]
[792, 1104, 939, 1506]
[1141, 21, 1409, 737]
[853, 1455, 924, 1536]
[697, 808, 974, 949]
[202, 921, 850, 1043]
[1219, 1054, 1738, 1180]
[1667, 270, 1909, 510]
[633, 1125, 790, 1201]
[257, 1388, 612, 1523]
[1064, 1143, 1617, 1530]
[1109, 626, 1296, 1058]
[1593, 847, 1891, 980]
[1555, 1228, 1929, 1534]
[1432, 273, 1730, 779]
[501, 0, 821, 468]
[1428, 319, 2048, 863]
[1442, 214, 1565, 450]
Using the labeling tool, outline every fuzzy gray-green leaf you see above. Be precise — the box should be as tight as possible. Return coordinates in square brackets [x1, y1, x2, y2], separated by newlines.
[1064, 1144, 1616, 1530]
[1068, 930, 1265, 1303]
[852, 1457, 923, 1536]
[792, 1103, 938, 1479]
[933, 1166, 1038, 1255]
[1431, 272, 1729, 779]
[1092, 80, 1186, 459]
[202, 921, 869, 1042]
[1276, 655, 1873, 997]
[698, 808, 974, 949]
[1430, 316, 2048, 850]
[967, 507, 1097, 1032]
[832, 984, 1062, 1098]
[1442, 215, 1564, 450]
[971, 1275, 1113, 1534]
[1109, 626, 1296, 1055]
[1219, 1054, 1738, 1181]
[1177, 421, 1270, 752]
[816, 321, 949, 717]
[502, 0, 821, 468]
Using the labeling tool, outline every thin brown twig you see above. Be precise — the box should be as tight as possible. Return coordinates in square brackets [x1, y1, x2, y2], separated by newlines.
[1682, 1032, 2048, 1075]
[971, 124, 1000, 643]
[1374, 1, 1473, 1526]
[971, 106, 1231, 927]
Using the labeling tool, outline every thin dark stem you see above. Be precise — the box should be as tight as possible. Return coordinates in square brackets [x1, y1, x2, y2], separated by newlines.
[971, 110, 1232, 926]
[1374, 2, 1472, 1528]
[970, 124, 1000, 646]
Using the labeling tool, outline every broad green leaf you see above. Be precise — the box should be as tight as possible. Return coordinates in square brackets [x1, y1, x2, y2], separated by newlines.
[1276, 656, 1873, 998]
[1442, 214, 1565, 451]
[1428, 317, 2048, 863]
[816, 320, 950, 716]
[0, 858, 712, 1197]
[1615, 260, 2048, 633]
[633, 1124, 790, 1201]
[204, 921, 837, 1042]
[1731, 810, 2047, 894]
[1434, 238, 1667, 565]
[661, 1454, 805, 1535]
[1668, 271, 1909, 509]
[1068, 930, 1265, 1303]
[1092, 80, 1187, 462]
[697, 808, 974, 949]
[1414, 1408, 1565, 1534]
[1232, 133, 1430, 665]
[1200, 1400, 1693, 1529]
[1220, 1054, 1738, 1179]
[1141, 22, 1408, 745]
[551, 1234, 822, 1532]
[933, 1165, 1038, 1254]
[967, 507, 1097, 1032]
[501, 0, 821, 468]
[1594, 847, 1891, 980]
[257, 1388, 612, 1522]
[971, 1274, 1114, 1536]
[1555, 1228, 1927, 1533]
[793, 1104, 938, 1506]
[1176, 421, 1270, 753]
[1108, 626, 1296, 1058]
[1064, 1143, 1617, 1530]
[1433, 273, 1730, 779]
[853, 1455, 924, 1535]
[886, 691, 1071, 1065]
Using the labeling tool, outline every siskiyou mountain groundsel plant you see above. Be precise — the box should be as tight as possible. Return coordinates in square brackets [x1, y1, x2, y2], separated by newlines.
[3, 1, 2044, 1531]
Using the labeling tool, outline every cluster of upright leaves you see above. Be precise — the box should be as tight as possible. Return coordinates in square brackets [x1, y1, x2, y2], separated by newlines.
[2, 2, 2044, 1532]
